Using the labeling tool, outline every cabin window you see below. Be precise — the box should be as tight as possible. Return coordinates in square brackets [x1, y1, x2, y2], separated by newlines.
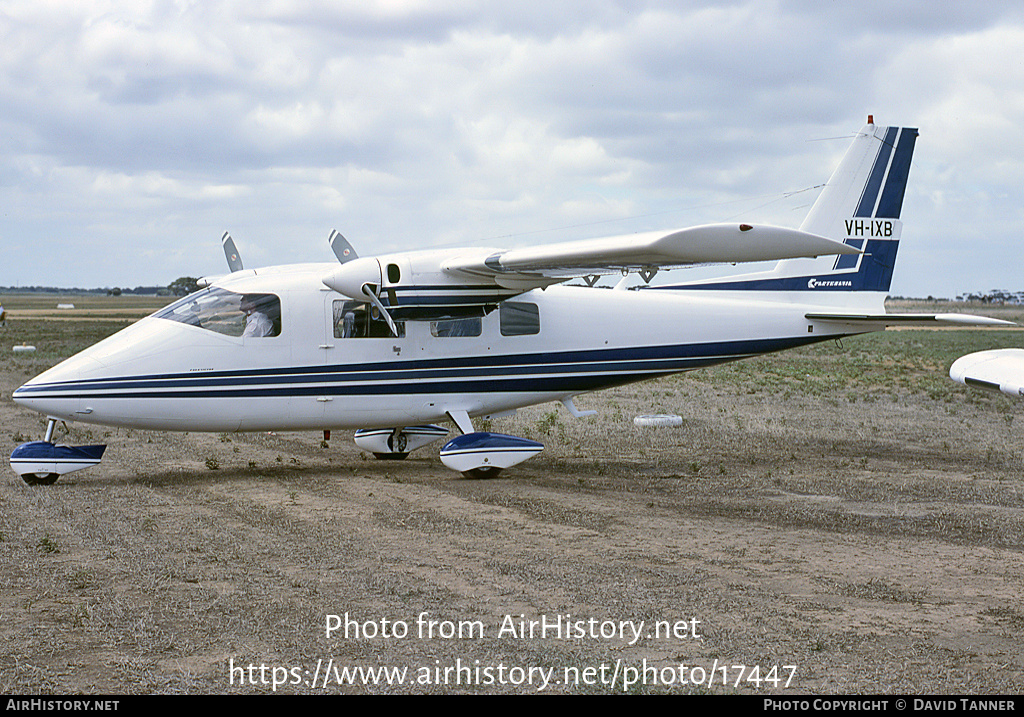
[155, 288, 281, 338]
[499, 302, 540, 336]
[333, 300, 405, 338]
[430, 317, 482, 338]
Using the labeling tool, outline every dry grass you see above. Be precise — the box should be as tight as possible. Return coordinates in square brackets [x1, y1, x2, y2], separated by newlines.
[0, 299, 1022, 694]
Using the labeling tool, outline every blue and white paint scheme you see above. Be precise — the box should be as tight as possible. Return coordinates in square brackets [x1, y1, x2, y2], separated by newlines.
[10, 118, 1012, 483]
[950, 349, 1024, 398]
[10, 442, 106, 485]
[439, 433, 545, 478]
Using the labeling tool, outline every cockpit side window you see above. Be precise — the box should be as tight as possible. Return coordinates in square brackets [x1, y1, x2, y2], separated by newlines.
[155, 288, 281, 338]
[333, 300, 405, 338]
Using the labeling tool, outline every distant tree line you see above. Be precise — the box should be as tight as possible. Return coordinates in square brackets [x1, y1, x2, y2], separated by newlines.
[954, 289, 1024, 305]
[0, 277, 200, 297]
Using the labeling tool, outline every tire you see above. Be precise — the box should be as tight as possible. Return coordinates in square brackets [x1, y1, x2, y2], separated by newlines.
[461, 466, 503, 479]
[23, 472, 59, 486]
[372, 452, 409, 460]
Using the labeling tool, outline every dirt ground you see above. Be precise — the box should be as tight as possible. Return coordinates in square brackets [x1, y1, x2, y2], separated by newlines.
[1, 304, 1022, 694]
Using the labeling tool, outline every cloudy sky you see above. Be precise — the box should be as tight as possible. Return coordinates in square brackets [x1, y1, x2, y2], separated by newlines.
[1, 1, 1022, 297]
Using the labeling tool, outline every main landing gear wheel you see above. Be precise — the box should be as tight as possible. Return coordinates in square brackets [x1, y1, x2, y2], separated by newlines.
[22, 472, 59, 486]
[462, 466, 503, 480]
[355, 426, 446, 460]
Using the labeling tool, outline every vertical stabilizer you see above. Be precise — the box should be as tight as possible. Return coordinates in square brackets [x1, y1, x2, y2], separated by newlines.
[663, 120, 918, 297]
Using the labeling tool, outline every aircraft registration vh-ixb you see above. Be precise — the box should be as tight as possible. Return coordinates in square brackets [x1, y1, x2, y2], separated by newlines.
[10, 117, 1014, 484]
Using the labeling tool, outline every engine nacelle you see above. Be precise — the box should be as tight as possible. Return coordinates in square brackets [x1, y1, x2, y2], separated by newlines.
[323, 249, 525, 321]
[322, 256, 383, 299]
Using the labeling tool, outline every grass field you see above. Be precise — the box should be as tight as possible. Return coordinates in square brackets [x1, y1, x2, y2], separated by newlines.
[0, 297, 1022, 694]
[1, 293, 174, 322]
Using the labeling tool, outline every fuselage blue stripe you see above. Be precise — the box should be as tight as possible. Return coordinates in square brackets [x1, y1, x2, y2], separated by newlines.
[18, 337, 807, 388]
[14, 335, 837, 399]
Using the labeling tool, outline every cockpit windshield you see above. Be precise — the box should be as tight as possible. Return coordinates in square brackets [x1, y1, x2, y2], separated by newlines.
[154, 288, 280, 338]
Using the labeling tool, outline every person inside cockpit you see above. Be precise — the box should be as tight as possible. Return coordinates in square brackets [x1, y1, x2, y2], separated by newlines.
[240, 294, 278, 337]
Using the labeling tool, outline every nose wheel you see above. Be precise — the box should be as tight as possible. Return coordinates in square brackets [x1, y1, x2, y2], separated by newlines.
[22, 472, 59, 486]
[10, 418, 106, 486]
[21, 420, 61, 485]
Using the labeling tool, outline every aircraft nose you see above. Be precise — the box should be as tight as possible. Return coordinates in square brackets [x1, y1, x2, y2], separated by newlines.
[13, 354, 106, 421]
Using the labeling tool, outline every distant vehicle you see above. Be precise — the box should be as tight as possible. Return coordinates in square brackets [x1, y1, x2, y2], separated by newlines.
[10, 118, 1012, 485]
[949, 349, 1024, 398]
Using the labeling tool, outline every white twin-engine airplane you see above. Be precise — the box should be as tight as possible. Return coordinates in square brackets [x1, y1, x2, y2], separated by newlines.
[10, 118, 1013, 484]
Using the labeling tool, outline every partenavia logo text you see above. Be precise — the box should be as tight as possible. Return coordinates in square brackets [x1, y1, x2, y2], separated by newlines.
[807, 278, 853, 289]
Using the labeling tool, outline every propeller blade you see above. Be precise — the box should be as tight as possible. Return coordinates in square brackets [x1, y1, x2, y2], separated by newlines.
[329, 229, 358, 264]
[361, 284, 400, 338]
[221, 232, 244, 272]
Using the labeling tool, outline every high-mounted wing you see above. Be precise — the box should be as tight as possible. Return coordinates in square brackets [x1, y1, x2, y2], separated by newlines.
[444, 223, 859, 289]
[322, 223, 860, 325]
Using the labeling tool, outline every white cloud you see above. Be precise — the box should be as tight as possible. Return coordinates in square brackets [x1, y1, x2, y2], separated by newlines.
[0, 1, 1021, 297]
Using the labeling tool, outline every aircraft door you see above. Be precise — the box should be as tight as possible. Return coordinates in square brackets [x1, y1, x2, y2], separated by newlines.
[305, 292, 345, 424]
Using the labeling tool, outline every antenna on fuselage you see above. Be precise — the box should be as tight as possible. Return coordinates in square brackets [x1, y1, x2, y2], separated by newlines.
[222, 232, 244, 272]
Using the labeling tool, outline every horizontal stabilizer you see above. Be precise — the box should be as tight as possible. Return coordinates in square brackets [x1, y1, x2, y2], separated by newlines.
[950, 349, 1024, 397]
[806, 313, 1015, 327]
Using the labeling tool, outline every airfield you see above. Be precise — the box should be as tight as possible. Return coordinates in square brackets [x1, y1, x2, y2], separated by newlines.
[1, 294, 1023, 694]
